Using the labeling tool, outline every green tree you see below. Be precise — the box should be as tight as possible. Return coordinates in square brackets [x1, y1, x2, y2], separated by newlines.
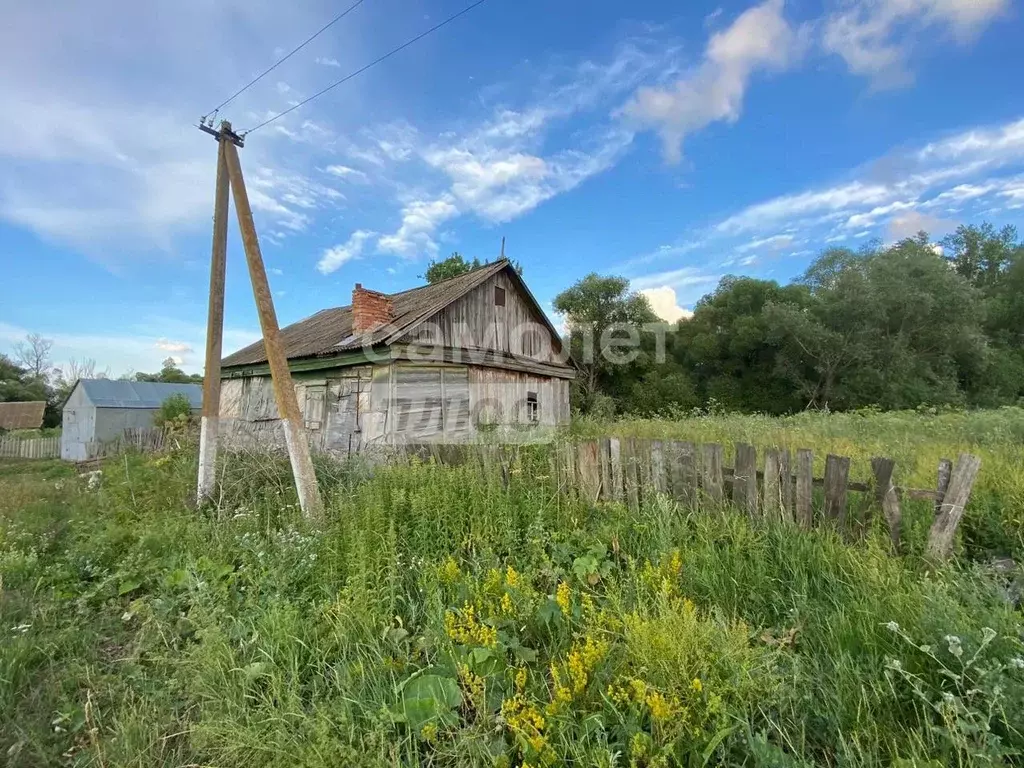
[421, 253, 482, 284]
[553, 274, 657, 414]
[135, 358, 202, 384]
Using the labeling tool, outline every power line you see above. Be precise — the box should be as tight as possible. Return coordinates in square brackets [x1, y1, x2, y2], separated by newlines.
[241, 0, 492, 136]
[204, 0, 369, 119]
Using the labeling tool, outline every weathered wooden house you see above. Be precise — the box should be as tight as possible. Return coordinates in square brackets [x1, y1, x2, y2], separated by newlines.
[219, 259, 573, 452]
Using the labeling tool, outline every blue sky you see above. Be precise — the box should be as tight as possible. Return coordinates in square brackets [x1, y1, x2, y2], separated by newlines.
[1, 0, 1022, 375]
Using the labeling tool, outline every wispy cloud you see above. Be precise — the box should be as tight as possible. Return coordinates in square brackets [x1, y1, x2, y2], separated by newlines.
[824, 0, 1009, 87]
[318, 229, 376, 274]
[623, 0, 803, 163]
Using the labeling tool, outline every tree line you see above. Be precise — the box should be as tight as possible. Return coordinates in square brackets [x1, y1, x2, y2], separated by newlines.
[554, 223, 1024, 416]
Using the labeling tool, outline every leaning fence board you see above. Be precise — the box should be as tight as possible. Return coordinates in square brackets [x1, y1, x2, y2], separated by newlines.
[650, 440, 667, 495]
[608, 438, 623, 502]
[926, 453, 982, 560]
[701, 443, 724, 505]
[623, 439, 640, 510]
[733, 443, 758, 517]
[823, 454, 851, 528]
[779, 449, 793, 521]
[795, 449, 813, 528]
[871, 457, 900, 553]
[578, 440, 602, 503]
[763, 449, 782, 521]
[935, 458, 953, 517]
[672, 441, 697, 507]
[598, 438, 612, 502]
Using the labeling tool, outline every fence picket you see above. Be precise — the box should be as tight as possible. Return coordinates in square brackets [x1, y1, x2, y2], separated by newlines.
[763, 449, 782, 521]
[795, 449, 814, 528]
[733, 443, 758, 517]
[823, 454, 851, 529]
[701, 443, 724, 506]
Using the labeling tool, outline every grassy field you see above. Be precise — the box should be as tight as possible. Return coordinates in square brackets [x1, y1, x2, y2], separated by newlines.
[1, 410, 1023, 767]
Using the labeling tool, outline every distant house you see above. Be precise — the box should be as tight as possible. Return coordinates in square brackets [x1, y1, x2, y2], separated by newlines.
[219, 258, 573, 453]
[61, 380, 202, 461]
[0, 401, 46, 431]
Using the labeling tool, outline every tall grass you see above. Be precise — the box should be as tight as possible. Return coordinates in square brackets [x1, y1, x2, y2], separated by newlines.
[1, 433, 1022, 767]
[570, 407, 1024, 559]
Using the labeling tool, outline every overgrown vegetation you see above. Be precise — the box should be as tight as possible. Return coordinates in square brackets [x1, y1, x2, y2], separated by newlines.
[2, 410, 1023, 767]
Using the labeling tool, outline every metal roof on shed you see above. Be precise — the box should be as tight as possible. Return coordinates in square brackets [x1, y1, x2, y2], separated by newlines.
[72, 380, 203, 409]
[0, 401, 46, 430]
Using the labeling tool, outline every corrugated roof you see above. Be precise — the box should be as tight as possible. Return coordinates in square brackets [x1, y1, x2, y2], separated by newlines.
[222, 260, 511, 368]
[0, 401, 46, 430]
[74, 380, 203, 409]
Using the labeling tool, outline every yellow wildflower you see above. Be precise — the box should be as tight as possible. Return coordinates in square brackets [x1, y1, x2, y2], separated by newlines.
[668, 549, 682, 576]
[505, 564, 521, 588]
[645, 689, 678, 722]
[438, 556, 461, 585]
[691, 677, 703, 693]
[444, 602, 498, 647]
[514, 666, 528, 693]
[419, 722, 438, 744]
[484, 568, 503, 594]
[458, 663, 486, 708]
[555, 582, 572, 614]
[500, 592, 515, 615]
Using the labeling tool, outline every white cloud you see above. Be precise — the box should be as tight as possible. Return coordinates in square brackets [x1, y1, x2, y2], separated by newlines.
[324, 164, 369, 182]
[269, 267, 284, 275]
[317, 229, 376, 274]
[623, 0, 801, 163]
[315, 57, 341, 67]
[641, 286, 693, 322]
[716, 181, 894, 234]
[0, 1, 353, 257]
[377, 197, 461, 257]
[370, 41, 669, 257]
[886, 210, 956, 240]
[155, 339, 193, 354]
[824, 0, 1008, 87]
[735, 233, 795, 252]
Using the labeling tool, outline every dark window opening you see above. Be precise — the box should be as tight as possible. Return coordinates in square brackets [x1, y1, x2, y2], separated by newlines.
[526, 391, 539, 423]
[494, 286, 506, 306]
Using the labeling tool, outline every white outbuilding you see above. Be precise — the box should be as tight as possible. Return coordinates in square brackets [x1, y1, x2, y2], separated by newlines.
[61, 379, 201, 461]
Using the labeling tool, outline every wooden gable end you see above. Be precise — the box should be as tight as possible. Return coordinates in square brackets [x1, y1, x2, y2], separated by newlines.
[398, 268, 565, 365]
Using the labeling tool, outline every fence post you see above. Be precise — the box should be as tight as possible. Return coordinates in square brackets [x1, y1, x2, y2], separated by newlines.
[650, 440, 667, 495]
[701, 443, 724, 507]
[935, 458, 953, 517]
[608, 438, 623, 502]
[871, 457, 900, 553]
[926, 454, 981, 561]
[763, 448, 782, 521]
[578, 440, 601, 504]
[623, 439, 640, 511]
[733, 443, 758, 518]
[795, 449, 814, 528]
[823, 454, 851, 530]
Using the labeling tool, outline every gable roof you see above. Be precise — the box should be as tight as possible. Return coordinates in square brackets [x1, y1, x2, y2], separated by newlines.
[0, 401, 46, 430]
[222, 259, 564, 368]
[71, 380, 203, 409]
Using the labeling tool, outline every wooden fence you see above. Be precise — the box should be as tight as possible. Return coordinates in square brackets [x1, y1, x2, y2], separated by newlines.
[0, 435, 60, 459]
[399, 438, 981, 560]
[86, 428, 170, 460]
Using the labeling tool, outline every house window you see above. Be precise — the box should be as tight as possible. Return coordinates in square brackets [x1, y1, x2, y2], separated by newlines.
[494, 286, 506, 306]
[304, 385, 326, 430]
[526, 391, 539, 424]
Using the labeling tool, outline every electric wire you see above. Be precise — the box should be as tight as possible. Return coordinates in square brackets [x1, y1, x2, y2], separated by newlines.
[240, 0, 491, 136]
[203, 0, 369, 120]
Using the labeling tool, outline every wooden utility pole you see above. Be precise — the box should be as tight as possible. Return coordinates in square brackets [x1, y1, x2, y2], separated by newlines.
[221, 135, 324, 519]
[197, 132, 230, 504]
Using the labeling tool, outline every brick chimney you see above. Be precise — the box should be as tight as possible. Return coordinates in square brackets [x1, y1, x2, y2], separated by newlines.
[352, 283, 394, 334]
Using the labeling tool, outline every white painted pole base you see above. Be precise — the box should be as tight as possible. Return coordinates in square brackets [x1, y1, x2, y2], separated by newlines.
[197, 415, 219, 503]
[282, 418, 324, 518]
